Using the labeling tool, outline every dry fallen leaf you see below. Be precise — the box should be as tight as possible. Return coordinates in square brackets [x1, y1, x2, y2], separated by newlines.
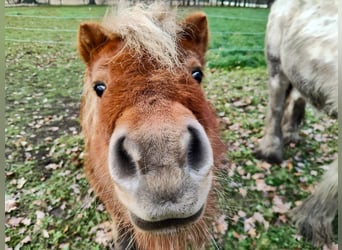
[90, 221, 114, 246]
[21, 218, 32, 226]
[35, 210, 45, 227]
[5, 244, 12, 250]
[213, 214, 228, 236]
[244, 217, 255, 232]
[59, 243, 70, 249]
[17, 177, 27, 189]
[36, 211, 45, 220]
[238, 188, 247, 197]
[45, 163, 60, 170]
[247, 227, 257, 238]
[256, 161, 272, 172]
[254, 179, 276, 192]
[5, 199, 17, 213]
[7, 217, 24, 227]
[252, 173, 265, 180]
[238, 210, 246, 218]
[42, 229, 49, 238]
[272, 195, 291, 214]
[21, 235, 31, 244]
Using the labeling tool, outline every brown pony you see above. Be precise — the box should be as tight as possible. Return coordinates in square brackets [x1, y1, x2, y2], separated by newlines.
[78, 3, 224, 249]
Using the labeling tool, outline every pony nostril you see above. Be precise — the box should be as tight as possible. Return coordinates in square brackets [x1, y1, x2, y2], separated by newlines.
[187, 126, 205, 171]
[114, 136, 137, 177]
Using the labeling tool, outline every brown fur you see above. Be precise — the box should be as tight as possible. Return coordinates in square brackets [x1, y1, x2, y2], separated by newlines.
[78, 4, 224, 249]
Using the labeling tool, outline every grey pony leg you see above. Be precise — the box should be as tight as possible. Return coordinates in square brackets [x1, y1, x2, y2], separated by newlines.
[254, 53, 290, 164]
[281, 86, 306, 144]
[290, 160, 338, 246]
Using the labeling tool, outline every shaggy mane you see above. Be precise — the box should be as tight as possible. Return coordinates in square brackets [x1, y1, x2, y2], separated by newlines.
[102, 2, 182, 69]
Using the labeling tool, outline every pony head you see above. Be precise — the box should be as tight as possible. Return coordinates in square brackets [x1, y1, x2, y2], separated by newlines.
[78, 3, 223, 249]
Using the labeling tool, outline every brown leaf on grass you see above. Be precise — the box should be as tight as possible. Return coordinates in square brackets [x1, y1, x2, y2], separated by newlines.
[36, 211, 45, 220]
[95, 228, 113, 246]
[5, 244, 12, 250]
[256, 161, 272, 172]
[233, 97, 252, 107]
[252, 212, 269, 230]
[81, 188, 96, 210]
[6, 217, 24, 227]
[21, 218, 32, 226]
[213, 215, 228, 237]
[96, 204, 105, 212]
[49, 126, 59, 132]
[247, 227, 257, 238]
[231, 214, 240, 225]
[244, 217, 255, 232]
[312, 123, 325, 132]
[5, 199, 17, 213]
[21, 235, 31, 244]
[254, 179, 276, 192]
[272, 195, 291, 214]
[42, 229, 49, 238]
[287, 161, 293, 170]
[45, 163, 60, 170]
[240, 211, 271, 235]
[310, 170, 318, 176]
[35, 211, 45, 227]
[90, 221, 114, 246]
[252, 173, 264, 180]
[59, 243, 70, 249]
[238, 188, 247, 197]
[17, 177, 27, 189]
[236, 166, 245, 176]
[229, 123, 240, 131]
[238, 210, 246, 218]
[70, 183, 80, 195]
[232, 230, 246, 240]
[6, 171, 14, 177]
[278, 214, 288, 223]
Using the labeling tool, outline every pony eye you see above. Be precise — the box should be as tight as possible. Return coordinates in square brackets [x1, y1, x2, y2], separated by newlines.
[93, 82, 106, 97]
[191, 69, 203, 83]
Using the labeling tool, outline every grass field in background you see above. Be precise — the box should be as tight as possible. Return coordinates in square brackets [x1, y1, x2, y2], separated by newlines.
[5, 5, 337, 250]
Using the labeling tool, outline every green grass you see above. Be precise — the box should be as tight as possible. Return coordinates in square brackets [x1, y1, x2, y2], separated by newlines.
[203, 7, 268, 69]
[5, 5, 337, 250]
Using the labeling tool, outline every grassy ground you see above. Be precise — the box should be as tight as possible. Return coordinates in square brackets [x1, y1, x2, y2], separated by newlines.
[5, 5, 337, 250]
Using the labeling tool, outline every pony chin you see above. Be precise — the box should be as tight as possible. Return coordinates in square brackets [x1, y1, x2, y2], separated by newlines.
[132, 216, 210, 250]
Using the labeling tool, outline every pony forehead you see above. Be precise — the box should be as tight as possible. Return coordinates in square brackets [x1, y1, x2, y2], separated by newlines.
[101, 2, 182, 69]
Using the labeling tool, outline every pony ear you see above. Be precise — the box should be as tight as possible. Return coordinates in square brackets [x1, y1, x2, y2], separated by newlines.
[78, 22, 110, 63]
[180, 12, 209, 61]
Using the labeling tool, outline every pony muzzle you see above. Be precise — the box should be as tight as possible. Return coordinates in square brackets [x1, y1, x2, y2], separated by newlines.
[107, 109, 213, 231]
